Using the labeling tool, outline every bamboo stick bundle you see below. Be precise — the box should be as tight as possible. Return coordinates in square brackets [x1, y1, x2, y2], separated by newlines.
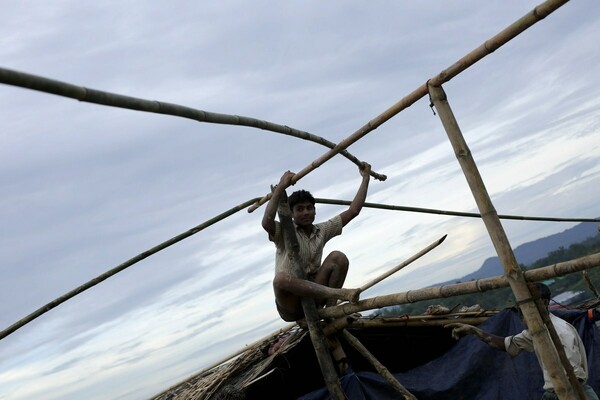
[247, 0, 569, 213]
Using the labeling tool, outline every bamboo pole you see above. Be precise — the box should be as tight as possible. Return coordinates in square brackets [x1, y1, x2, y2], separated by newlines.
[427, 83, 578, 398]
[583, 271, 600, 299]
[247, 0, 570, 213]
[318, 247, 600, 320]
[276, 192, 345, 399]
[531, 285, 587, 399]
[0, 197, 261, 342]
[359, 235, 446, 293]
[0, 68, 386, 182]
[315, 199, 600, 223]
[341, 330, 417, 400]
[350, 315, 496, 329]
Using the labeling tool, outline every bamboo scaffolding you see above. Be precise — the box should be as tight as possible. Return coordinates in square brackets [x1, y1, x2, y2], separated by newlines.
[342, 330, 417, 400]
[0, 68, 386, 182]
[428, 83, 578, 398]
[276, 192, 345, 399]
[247, 0, 570, 213]
[359, 235, 446, 293]
[319, 251, 600, 318]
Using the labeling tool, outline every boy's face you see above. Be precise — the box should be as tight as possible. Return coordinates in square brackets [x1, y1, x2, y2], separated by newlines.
[292, 201, 316, 227]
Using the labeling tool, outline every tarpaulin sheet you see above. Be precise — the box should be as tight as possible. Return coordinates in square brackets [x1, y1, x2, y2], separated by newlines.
[299, 308, 600, 400]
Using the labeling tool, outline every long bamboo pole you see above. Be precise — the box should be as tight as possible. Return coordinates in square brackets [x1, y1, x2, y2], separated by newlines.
[316, 199, 600, 223]
[247, 0, 570, 213]
[276, 192, 345, 399]
[0, 68, 386, 182]
[319, 251, 600, 319]
[342, 330, 417, 400]
[0, 197, 261, 342]
[428, 83, 578, 399]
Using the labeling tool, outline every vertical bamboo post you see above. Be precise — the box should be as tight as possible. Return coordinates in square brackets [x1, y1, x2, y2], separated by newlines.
[277, 192, 345, 400]
[427, 83, 581, 399]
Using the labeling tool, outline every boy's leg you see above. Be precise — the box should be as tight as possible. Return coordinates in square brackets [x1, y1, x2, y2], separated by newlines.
[314, 251, 351, 307]
[273, 271, 358, 320]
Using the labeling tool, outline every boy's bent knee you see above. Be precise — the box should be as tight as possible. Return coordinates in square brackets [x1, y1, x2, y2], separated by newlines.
[326, 251, 349, 266]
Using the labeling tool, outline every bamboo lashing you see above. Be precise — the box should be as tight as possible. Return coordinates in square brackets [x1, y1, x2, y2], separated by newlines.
[247, 0, 570, 213]
[359, 234, 447, 294]
[0, 68, 386, 182]
[428, 82, 579, 399]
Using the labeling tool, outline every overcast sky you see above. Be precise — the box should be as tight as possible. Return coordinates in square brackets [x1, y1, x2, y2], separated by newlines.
[1, 1, 600, 399]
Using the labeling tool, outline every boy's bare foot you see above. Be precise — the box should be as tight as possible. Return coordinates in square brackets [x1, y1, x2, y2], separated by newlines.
[338, 288, 360, 304]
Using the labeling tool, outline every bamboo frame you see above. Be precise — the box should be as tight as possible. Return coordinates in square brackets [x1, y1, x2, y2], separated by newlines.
[5, 191, 592, 343]
[428, 83, 578, 398]
[247, 0, 570, 213]
[0, 68, 386, 183]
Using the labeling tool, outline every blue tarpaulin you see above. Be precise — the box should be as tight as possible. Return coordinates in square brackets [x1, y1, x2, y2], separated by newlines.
[300, 308, 600, 400]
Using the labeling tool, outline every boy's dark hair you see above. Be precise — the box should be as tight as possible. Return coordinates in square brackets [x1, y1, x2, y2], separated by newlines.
[288, 190, 315, 210]
[532, 282, 551, 301]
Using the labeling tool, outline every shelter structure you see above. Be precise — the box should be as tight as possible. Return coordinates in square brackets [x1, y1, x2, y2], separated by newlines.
[1, 0, 600, 399]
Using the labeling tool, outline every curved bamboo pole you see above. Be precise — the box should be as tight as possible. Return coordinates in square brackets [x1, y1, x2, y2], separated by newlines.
[247, 0, 570, 213]
[0, 197, 261, 341]
[320, 251, 600, 319]
[0, 67, 386, 182]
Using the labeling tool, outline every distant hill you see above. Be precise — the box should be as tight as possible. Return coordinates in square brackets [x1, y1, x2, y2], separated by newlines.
[452, 221, 600, 284]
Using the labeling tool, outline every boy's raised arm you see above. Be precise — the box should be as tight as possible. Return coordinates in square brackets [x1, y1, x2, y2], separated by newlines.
[262, 171, 295, 236]
[340, 162, 371, 227]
